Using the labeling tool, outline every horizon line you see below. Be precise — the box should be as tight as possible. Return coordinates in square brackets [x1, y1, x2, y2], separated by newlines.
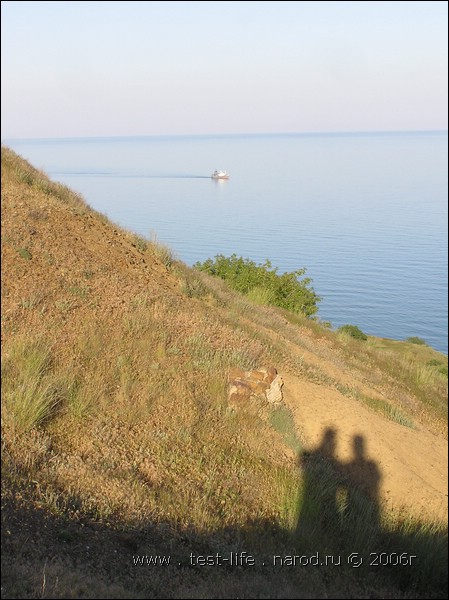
[2, 129, 448, 143]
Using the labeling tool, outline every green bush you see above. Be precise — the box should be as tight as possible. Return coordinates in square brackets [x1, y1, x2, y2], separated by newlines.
[338, 324, 368, 341]
[406, 336, 427, 346]
[427, 359, 448, 377]
[194, 254, 320, 317]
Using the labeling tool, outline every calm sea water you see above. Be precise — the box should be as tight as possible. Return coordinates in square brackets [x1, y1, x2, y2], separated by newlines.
[5, 132, 448, 354]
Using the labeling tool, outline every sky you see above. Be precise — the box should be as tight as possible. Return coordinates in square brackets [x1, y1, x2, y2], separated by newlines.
[1, 0, 448, 138]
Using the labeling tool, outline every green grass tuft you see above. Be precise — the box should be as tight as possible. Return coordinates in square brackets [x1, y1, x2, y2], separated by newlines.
[1, 338, 60, 432]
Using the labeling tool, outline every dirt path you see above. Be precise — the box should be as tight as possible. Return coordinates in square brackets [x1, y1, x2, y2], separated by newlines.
[283, 374, 448, 523]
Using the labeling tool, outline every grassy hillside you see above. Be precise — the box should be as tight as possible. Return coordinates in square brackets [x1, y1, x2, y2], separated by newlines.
[1, 146, 447, 599]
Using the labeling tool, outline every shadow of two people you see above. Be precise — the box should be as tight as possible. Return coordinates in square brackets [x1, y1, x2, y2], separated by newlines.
[295, 427, 381, 550]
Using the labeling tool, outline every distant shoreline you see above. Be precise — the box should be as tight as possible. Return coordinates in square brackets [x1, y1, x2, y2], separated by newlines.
[3, 129, 448, 144]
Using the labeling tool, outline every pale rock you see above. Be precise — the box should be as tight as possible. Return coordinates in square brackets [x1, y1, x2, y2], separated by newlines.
[266, 374, 284, 404]
[227, 366, 284, 407]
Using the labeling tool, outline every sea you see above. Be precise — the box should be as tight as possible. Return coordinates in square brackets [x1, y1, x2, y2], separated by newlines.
[4, 131, 448, 354]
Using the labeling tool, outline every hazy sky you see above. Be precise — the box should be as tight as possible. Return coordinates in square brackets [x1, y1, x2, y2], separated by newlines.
[1, 0, 447, 138]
